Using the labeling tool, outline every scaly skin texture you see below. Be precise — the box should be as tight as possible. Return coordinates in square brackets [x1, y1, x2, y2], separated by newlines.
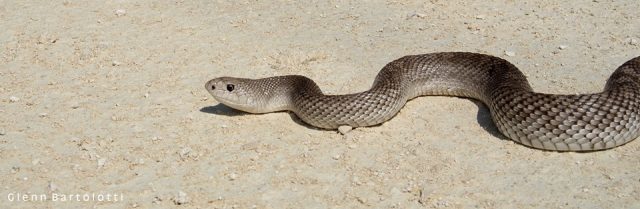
[205, 52, 640, 151]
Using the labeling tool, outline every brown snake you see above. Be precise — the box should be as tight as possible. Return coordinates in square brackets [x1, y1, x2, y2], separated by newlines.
[205, 52, 640, 151]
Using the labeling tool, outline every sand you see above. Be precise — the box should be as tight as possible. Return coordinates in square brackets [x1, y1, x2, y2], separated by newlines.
[1, 1, 639, 208]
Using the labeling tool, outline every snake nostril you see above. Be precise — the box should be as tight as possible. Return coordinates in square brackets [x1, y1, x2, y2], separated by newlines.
[227, 84, 235, 92]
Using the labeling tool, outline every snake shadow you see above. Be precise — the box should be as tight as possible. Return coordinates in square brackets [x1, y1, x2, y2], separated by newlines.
[471, 100, 509, 141]
[200, 104, 247, 116]
[200, 104, 321, 130]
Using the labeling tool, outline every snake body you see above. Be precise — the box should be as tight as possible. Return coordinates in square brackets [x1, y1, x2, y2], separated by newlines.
[205, 52, 640, 151]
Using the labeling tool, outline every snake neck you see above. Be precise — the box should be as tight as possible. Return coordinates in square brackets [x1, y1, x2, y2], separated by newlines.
[255, 75, 323, 113]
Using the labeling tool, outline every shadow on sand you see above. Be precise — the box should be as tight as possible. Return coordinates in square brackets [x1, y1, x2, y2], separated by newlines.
[200, 104, 320, 130]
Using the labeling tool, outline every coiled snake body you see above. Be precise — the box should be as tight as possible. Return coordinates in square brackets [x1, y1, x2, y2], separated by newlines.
[205, 52, 640, 151]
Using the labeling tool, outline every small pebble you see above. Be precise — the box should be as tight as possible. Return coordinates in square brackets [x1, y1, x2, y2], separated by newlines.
[435, 199, 450, 208]
[338, 125, 352, 134]
[179, 147, 192, 159]
[152, 196, 162, 203]
[228, 172, 238, 181]
[241, 141, 259, 151]
[112, 60, 122, 66]
[407, 12, 426, 19]
[558, 45, 568, 50]
[48, 182, 57, 192]
[97, 158, 107, 168]
[504, 51, 516, 57]
[173, 191, 189, 205]
[9, 96, 19, 102]
[352, 176, 362, 185]
[114, 9, 126, 16]
[475, 15, 486, 20]
[39, 113, 48, 118]
[630, 38, 638, 46]
[332, 154, 341, 160]
[0, 129, 6, 136]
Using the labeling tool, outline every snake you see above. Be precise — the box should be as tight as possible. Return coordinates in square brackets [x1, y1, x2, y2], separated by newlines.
[205, 52, 640, 151]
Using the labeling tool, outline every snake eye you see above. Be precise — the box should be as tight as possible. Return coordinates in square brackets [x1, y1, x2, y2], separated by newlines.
[226, 84, 235, 92]
[211, 85, 215, 90]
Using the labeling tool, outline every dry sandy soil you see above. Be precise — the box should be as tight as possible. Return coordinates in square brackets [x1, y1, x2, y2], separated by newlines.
[1, 1, 639, 208]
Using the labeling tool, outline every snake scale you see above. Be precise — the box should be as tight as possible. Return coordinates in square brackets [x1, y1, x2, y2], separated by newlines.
[205, 52, 640, 151]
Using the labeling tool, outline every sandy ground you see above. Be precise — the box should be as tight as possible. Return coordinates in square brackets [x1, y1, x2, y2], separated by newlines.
[1, 1, 639, 208]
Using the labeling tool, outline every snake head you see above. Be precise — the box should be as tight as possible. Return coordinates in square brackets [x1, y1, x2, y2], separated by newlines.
[206, 75, 318, 114]
[205, 77, 264, 113]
